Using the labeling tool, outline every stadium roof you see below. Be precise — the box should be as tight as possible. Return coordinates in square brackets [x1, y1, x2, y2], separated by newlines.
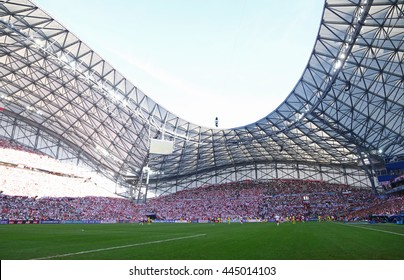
[0, 0, 403, 197]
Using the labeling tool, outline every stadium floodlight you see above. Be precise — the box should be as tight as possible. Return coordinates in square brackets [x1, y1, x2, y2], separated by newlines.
[334, 60, 342, 71]
[345, 81, 351, 91]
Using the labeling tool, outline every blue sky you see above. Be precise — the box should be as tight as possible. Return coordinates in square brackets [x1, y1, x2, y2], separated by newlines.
[35, 0, 324, 128]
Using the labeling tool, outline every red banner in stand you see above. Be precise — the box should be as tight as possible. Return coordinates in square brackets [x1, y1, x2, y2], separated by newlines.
[0, 107, 5, 111]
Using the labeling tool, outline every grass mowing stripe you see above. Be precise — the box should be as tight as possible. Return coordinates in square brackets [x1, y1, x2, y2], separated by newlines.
[335, 222, 404, 237]
[2, 223, 403, 259]
[32, 233, 207, 260]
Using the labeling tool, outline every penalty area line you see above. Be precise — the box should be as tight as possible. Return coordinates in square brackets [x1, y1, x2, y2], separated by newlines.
[32, 233, 207, 260]
[335, 222, 404, 237]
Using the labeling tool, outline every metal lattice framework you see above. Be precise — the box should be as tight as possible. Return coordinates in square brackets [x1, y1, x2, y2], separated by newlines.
[0, 0, 403, 199]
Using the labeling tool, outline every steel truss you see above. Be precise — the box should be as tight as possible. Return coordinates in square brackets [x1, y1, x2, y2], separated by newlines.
[0, 0, 403, 199]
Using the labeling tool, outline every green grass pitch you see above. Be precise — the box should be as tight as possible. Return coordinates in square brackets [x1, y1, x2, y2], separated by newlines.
[0, 222, 403, 260]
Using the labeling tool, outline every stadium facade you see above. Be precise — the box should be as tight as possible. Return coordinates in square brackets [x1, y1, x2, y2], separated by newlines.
[0, 0, 403, 201]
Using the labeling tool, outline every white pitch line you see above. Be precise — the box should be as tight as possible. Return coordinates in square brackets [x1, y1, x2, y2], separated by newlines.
[336, 222, 404, 237]
[33, 233, 207, 260]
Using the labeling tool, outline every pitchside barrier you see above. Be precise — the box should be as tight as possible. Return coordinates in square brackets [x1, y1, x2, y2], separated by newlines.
[4, 218, 402, 224]
[1, 219, 270, 224]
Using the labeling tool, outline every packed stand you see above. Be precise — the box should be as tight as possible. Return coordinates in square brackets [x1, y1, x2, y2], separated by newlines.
[345, 194, 404, 221]
[0, 194, 146, 222]
[1, 179, 403, 223]
[145, 179, 382, 222]
[258, 179, 376, 221]
[1, 139, 117, 197]
[1, 138, 403, 223]
[145, 181, 267, 221]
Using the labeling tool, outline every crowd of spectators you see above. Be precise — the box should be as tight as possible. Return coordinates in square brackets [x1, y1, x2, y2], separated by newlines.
[0, 194, 145, 222]
[1, 138, 94, 178]
[1, 138, 404, 223]
[145, 179, 381, 221]
[258, 179, 376, 221]
[390, 173, 404, 189]
[1, 140, 117, 197]
[0, 138, 43, 155]
[145, 181, 266, 221]
[0, 165, 116, 198]
[1, 179, 403, 223]
[345, 194, 404, 221]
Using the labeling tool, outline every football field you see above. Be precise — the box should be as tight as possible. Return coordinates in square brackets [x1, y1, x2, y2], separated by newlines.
[1, 222, 403, 260]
